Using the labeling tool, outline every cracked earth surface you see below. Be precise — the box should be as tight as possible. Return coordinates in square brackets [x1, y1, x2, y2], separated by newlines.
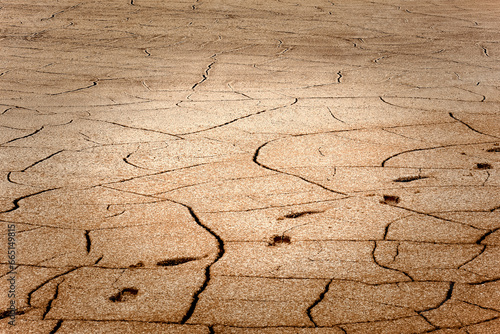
[1, 0, 500, 333]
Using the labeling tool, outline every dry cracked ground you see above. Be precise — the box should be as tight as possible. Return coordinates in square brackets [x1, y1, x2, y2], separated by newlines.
[1, 0, 500, 333]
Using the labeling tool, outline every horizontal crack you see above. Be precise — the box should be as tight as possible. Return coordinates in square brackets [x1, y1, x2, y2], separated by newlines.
[0, 188, 59, 214]
[1, 126, 44, 145]
[179, 99, 298, 135]
[48, 81, 98, 96]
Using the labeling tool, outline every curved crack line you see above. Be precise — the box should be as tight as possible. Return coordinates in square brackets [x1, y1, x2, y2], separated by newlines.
[329, 293, 431, 314]
[482, 171, 491, 186]
[336, 70, 343, 83]
[26, 267, 80, 308]
[490, 204, 500, 212]
[79, 132, 104, 146]
[122, 155, 150, 170]
[49, 320, 63, 334]
[153, 180, 213, 196]
[122, 147, 153, 170]
[455, 87, 486, 102]
[418, 282, 455, 315]
[400, 8, 474, 24]
[253, 140, 348, 196]
[28, 249, 70, 269]
[382, 205, 494, 239]
[153, 201, 225, 324]
[199, 197, 346, 214]
[101, 162, 210, 187]
[41, 3, 82, 21]
[379, 96, 499, 114]
[480, 45, 489, 57]
[449, 112, 500, 139]
[467, 274, 500, 285]
[179, 98, 298, 135]
[327, 107, 346, 124]
[84, 230, 91, 254]
[86, 119, 184, 139]
[383, 215, 414, 240]
[307, 278, 333, 326]
[48, 81, 97, 96]
[227, 83, 253, 99]
[372, 241, 414, 282]
[192, 61, 215, 90]
[1, 126, 44, 146]
[383, 93, 497, 103]
[13, 263, 132, 273]
[462, 316, 500, 330]
[1, 125, 31, 131]
[457, 244, 486, 271]
[0, 188, 59, 214]
[381, 127, 427, 142]
[42, 279, 64, 319]
[477, 227, 499, 245]
[459, 300, 500, 313]
[0, 221, 82, 240]
[6, 171, 23, 185]
[352, 185, 500, 196]
[381, 141, 498, 167]
[21, 150, 64, 172]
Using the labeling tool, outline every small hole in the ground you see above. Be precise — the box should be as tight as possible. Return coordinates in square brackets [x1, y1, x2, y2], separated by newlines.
[486, 147, 500, 153]
[129, 261, 144, 268]
[109, 288, 139, 302]
[475, 163, 492, 170]
[381, 195, 400, 205]
[269, 235, 291, 246]
[393, 175, 427, 183]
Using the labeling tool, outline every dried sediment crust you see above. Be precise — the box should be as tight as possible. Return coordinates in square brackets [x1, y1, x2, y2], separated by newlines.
[1, 0, 500, 332]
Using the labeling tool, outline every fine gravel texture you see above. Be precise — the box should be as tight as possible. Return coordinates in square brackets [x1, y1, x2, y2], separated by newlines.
[1, 0, 500, 333]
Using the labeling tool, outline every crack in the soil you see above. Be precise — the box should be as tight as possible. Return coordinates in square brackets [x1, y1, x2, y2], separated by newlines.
[179, 98, 299, 135]
[43, 279, 63, 319]
[381, 141, 499, 167]
[156, 203, 225, 324]
[449, 112, 500, 139]
[192, 61, 215, 90]
[48, 81, 98, 96]
[49, 320, 63, 334]
[306, 278, 333, 327]
[84, 230, 91, 254]
[1, 126, 44, 146]
[26, 267, 79, 308]
[253, 140, 348, 196]
[86, 119, 184, 139]
[0, 188, 59, 214]
[372, 241, 414, 281]
[41, 3, 82, 21]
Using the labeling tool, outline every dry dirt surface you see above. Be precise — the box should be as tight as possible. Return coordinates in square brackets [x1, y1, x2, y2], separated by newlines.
[1, 0, 500, 333]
